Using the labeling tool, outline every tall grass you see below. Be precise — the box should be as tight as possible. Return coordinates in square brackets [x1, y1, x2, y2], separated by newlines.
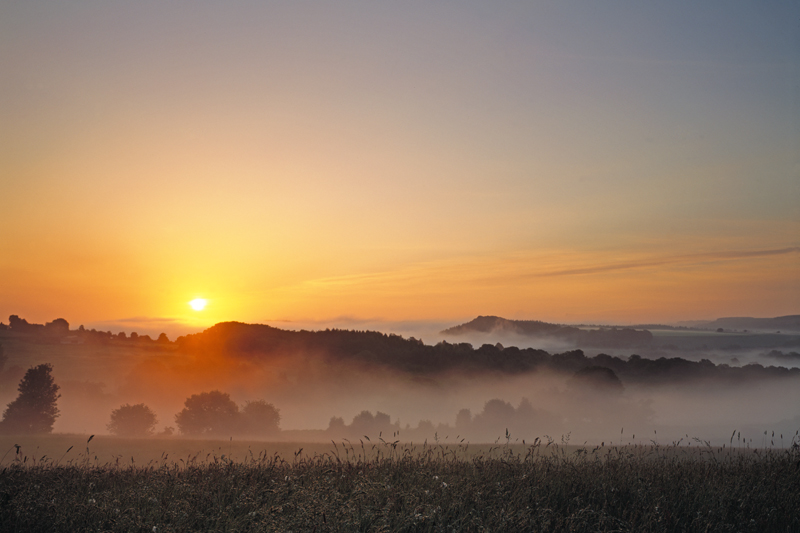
[1, 436, 799, 532]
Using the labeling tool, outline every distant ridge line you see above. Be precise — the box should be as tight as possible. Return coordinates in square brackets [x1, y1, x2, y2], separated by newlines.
[440, 316, 654, 349]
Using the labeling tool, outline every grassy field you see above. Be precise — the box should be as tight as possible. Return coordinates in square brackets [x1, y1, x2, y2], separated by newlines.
[1, 435, 799, 532]
[0, 434, 570, 466]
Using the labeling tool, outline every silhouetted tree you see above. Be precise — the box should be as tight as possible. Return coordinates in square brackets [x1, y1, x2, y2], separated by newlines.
[107, 403, 158, 437]
[470, 399, 517, 438]
[373, 411, 391, 429]
[481, 399, 516, 419]
[1, 364, 60, 434]
[416, 419, 435, 435]
[569, 366, 624, 393]
[44, 318, 69, 336]
[350, 410, 375, 433]
[157, 333, 169, 343]
[175, 390, 239, 436]
[455, 408, 472, 430]
[240, 400, 280, 436]
[8, 315, 28, 332]
[327, 416, 346, 434]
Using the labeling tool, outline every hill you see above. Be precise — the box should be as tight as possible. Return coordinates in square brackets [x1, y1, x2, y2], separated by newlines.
[681, 315, 800, 333]
[441, 315, 654, 349]
[171, 321, 799, 385]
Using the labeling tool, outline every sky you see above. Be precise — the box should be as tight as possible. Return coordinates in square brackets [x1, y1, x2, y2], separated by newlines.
[1, 1, 798, 337]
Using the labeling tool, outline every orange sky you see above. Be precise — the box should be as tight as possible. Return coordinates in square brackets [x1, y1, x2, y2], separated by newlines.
[1, 2, 798, 336]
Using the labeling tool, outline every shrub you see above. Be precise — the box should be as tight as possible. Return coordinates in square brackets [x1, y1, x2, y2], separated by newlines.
[240, 400, 280, 436]
[175, 390, 240, 436]
[107, 403, 158, 437]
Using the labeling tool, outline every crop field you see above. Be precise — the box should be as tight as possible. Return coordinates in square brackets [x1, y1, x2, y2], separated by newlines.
[2, 435, 799, 532]
[0, 434, 583, 466]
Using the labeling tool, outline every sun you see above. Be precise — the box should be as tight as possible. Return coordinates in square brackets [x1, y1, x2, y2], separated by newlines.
[189, 298, 207, 311]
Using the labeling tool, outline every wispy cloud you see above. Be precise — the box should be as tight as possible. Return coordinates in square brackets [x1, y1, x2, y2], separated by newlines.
[300, 246, 800, 289]
[532, 247, 800, 278]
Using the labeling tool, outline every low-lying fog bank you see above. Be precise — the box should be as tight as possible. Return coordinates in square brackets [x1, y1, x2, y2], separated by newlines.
[1, 319, 799, 447]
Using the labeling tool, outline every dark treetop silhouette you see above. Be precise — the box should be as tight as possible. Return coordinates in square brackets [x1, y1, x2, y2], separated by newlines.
[174, 390, 280, 437]
[174, 321, 800, 384]
[107, 403, 159, 437]
[1, 363, 60, 434]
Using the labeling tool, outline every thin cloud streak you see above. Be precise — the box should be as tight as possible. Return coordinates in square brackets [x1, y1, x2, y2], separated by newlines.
[532, 247, 800, 278]
[301, 246, 800, 289]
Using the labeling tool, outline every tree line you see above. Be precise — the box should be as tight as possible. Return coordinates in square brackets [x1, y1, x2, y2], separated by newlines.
[176, 321, 800, 383]
[0, 364, 280, 438]
[0, 315, 172, 345]
[0, 360, 635, 441]
[5, 315, 800, 383]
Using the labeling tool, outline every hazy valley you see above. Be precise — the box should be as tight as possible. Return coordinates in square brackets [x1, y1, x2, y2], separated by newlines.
[2, 314, 799, 447]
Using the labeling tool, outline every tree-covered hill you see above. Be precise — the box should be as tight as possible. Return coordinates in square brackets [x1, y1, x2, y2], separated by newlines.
[175, 321, 800, 384]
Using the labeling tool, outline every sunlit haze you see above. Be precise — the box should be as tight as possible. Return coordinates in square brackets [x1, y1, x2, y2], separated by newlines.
[2, 7, 799, 524]
[1, 1, 797, 335]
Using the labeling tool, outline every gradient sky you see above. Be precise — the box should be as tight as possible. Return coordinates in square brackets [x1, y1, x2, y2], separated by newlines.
[1, 1, 798, 336]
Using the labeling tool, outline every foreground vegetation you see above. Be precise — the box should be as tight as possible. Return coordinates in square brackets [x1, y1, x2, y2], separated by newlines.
[2, 437, 799, 532]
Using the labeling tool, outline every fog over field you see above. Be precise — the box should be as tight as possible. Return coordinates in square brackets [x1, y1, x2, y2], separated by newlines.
[2, 0, 798, 454]
[2, 315, 799, 448]
[2, 3, 797, 528]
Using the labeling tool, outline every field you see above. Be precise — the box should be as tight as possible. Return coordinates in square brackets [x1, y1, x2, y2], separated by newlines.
[2, 435, 799, 532]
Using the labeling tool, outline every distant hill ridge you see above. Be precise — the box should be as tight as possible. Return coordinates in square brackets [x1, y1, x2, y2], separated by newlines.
[170, 321, 800, 385]
[441, 316, 654, 348]
[441, 316, 574, 336]
[4, 315, 797, 385]
[688, 315, 800, 332]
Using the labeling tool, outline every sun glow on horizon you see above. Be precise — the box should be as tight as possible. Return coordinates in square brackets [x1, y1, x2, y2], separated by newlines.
[189, 298, 208, 311]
